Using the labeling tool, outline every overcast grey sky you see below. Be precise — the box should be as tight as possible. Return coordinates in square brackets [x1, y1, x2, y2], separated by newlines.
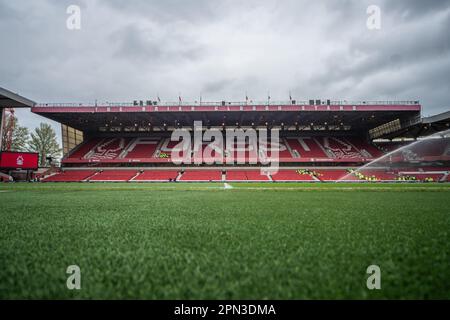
[1, 0, 449, 138]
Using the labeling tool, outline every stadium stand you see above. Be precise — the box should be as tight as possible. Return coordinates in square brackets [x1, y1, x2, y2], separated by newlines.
[28, 100, 450, 183]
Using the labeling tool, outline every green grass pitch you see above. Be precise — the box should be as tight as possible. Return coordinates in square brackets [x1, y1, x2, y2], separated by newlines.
[0, 182, 449, 299]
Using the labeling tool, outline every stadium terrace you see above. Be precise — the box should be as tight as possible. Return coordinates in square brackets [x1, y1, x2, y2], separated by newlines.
[4, 98, 449, 182]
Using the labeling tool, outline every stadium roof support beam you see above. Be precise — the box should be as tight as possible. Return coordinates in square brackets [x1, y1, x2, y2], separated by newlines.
[375, 110, 450, 140]
[0, 87, 35, 151]
[0, 87, 36, 108]
[422, 111, 450, 124]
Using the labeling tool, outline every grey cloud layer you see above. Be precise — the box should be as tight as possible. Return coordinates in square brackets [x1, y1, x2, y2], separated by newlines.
[1, 0, 449, 134]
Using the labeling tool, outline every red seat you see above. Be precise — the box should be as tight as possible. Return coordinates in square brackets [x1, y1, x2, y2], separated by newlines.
[179, 170, 222, 181]
[67, 138, 102, 159]
[226, 170, 269, 181]
[133, 171, 179, 181]
[271, 170, 314, 181]
[42, 170, 95, 182]
[315, 170, 351, 181]
[123, 138, 160, 159]
[89, 170, 137, 181]
[358, 170, 398, 181]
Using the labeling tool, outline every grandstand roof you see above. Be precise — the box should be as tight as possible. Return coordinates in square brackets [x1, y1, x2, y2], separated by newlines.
[381, 110, 450, 139]
[32, 101, 421, 134]
[0, 87, 35, 108]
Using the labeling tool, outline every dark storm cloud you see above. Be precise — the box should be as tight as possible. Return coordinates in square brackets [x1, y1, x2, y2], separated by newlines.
[309, 13, 450, 88]
[202, 78, 236, 95]
[0, 0, 449, 137]
[300, 0, 450, 109]
[109, 23, 204, 65]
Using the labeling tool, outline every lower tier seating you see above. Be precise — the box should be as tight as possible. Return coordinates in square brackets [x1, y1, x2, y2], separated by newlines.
[179, 170, 223, 181]
[132, 170, 179, 181]
[398, 172, 445, 182]
[244, 171, 270, 181]
[226, 170, 270, 181]
[356, 170, 398, 181]
[40, 167, 450, 182]
[225, 171, 247, 181]
[270, 170, 315, 181]
[314, 170, 351, 181]
[89, 170, 138, 181]
[42, 170, 95, 182]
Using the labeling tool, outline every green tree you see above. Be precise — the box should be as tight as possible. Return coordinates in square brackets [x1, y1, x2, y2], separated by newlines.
[1, 115, 30, 152]
[27, 123, 61, 167]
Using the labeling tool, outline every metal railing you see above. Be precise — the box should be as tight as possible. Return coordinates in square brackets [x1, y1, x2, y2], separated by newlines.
[35, 100, 420, 108]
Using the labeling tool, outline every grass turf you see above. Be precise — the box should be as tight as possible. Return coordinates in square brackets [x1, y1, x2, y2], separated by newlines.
[0, 182, 449, 299]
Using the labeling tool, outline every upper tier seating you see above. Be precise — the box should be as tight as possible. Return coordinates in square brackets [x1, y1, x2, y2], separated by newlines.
[122, 138, 160, 159]
[320, 137, 370, 159]
[42, 170, 95, 182]
[285, 137, 382, 160]
[68, 138, 102, 159]
[346, 137, 384, 158]
[407, 138, 449, 158]
[86, 138, 132, 160]
[375, 142, 410, 153]
[285, 137, 328, 159]
[63, 135, 389, 164]
[376, 138, 450, 161]
[179, 170, 222, 181]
